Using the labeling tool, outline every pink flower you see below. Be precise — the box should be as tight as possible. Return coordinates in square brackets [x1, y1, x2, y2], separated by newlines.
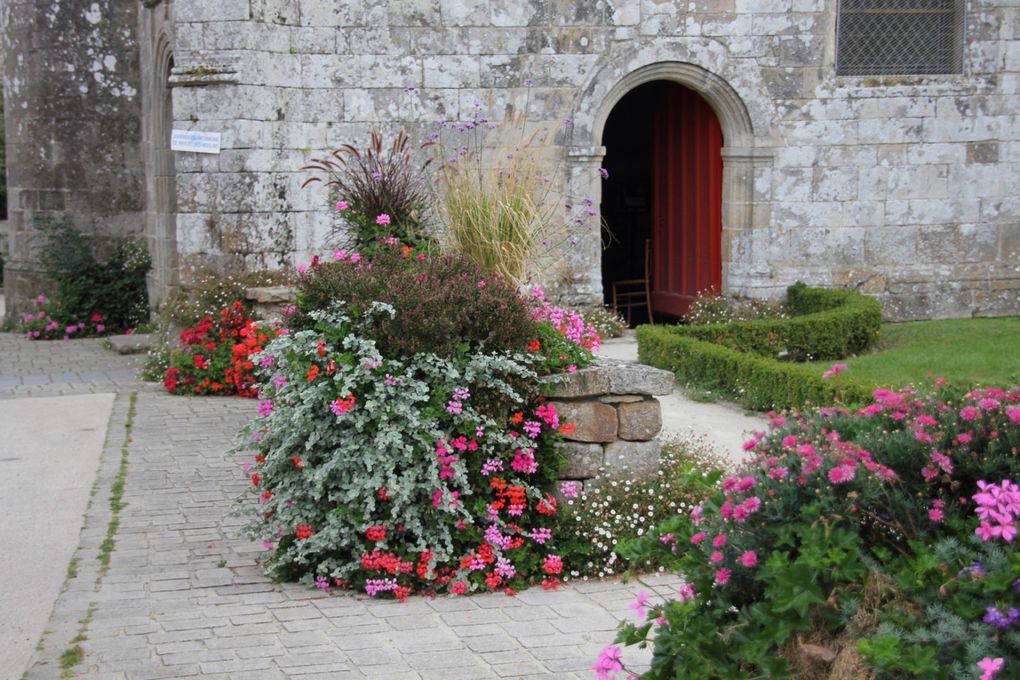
[593, 645, 623, 680]
[559, 481, 579, 498]
[1006, 408, 1020, 425]
[335, 200, 349, 211]
[258, 399, 273, 417]
[828, 465, 856, 484]
[376, 214, 391, 225]
[978, 657, 1005, 680]
[929, 508, 944, 522]
[710, 551, 724, 563]
[629, 591, 649, 619]
[714, 568, 731, 586]
[737, 551, 758, 568]
[980, 397, 1001, 410]
[676, 582, 697, 602]
[960, 406, 979, 421]
[690, 531, 707, 545]
[711, 534, 728, 548]
[822, 363, 848, 379]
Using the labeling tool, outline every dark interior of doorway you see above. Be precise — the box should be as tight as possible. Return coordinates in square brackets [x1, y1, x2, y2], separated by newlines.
[600, 81, 667, 326]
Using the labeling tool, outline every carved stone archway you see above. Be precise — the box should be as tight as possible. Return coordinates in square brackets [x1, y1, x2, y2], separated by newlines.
[567, 60, 773, 306]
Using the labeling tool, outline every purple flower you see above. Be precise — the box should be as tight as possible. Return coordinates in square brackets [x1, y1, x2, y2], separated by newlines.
[258, 400, 273, 417]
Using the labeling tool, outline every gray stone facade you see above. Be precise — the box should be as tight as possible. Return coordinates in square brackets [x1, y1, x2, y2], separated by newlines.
[3, 1, 1019, 320]
[1, 0, 145, 317]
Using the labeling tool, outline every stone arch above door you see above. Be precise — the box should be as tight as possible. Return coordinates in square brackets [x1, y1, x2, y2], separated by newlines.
[566, 59, 773, 305]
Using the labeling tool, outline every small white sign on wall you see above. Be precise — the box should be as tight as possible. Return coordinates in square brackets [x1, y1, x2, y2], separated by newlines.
[171, 129, 222, 154]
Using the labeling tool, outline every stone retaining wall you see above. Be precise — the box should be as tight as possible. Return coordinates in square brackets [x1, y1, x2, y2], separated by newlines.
[540, 360, 674, 491]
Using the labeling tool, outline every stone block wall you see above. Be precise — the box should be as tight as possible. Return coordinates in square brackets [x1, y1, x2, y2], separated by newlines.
[157, 0, 1020, 320]
[540, 360, 675, 490]
[6, 1, 1018, 320]
[1, 0, 145, 320]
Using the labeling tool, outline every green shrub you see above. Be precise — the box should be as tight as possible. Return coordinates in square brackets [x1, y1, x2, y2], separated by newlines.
[20, 216, 150, 339]
[557, 436, 726, 581]
[582, 305, 628, 339]
[685, 291, 790, 326]
[292, 245, 536, 359]
[659, 283, 882, 362]
[637, 325, 874, 411]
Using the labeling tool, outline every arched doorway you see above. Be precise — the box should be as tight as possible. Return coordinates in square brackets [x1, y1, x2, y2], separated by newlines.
[601, 80, 724, 322]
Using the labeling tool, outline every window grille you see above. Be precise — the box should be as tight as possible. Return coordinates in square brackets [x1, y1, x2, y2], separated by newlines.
[836, 0, 965, 76]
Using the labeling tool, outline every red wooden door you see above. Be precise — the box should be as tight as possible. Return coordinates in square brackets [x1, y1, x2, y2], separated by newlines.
[650, 85, 724, 317]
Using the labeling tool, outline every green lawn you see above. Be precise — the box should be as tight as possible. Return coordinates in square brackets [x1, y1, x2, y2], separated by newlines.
[805, 317, 1020, 388]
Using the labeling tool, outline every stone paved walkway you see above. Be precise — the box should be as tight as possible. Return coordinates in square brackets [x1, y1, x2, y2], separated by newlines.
[1, 334, 682, 680]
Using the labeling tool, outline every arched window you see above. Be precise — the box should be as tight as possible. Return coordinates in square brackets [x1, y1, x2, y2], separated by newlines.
[836, 0, 965, 76]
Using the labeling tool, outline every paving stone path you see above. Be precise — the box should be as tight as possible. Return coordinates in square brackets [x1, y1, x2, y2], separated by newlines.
[1, 333, 681, 680]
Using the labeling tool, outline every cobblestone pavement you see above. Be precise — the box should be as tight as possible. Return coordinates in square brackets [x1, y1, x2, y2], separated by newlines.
[0, 334, 679, 680]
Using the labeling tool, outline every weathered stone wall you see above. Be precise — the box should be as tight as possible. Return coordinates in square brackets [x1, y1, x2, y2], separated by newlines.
[10, 1, 1012, 320]
[540, 360, 675, 489]
[1, 0, 144, 319]
[164, 1, 1019, 320]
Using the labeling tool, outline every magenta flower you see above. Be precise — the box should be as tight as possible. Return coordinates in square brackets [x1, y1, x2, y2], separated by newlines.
[335, 200, 349, 211]
[960, 406, 979, 421]
[978, 657, 1005, 680]
[714, 568, 732, 586]
[593, 645, 623, 680]
[828, 465, 856, 484]
[821, 363, 848, 379]
[677, 582, 697, 602]
[559, 481, 579, 498]
[375, 213, 391, 225]
[690, 531, 706, 545]
[258, 400, 273, 417]
[737, 551, 758, 568]
[710, 551, 724, 563]
[629, 591, 650, 620]
[711, 534, 728, 548]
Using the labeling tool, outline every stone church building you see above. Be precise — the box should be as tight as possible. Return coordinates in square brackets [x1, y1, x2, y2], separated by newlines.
[2, 0, 1018, 321]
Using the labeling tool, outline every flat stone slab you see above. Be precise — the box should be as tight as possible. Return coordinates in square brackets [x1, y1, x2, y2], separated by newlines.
[245, 285, 296, 303]
[107, 333, 151, 354]
[540, 358, 674, 398]
[0, 393, 114, 676]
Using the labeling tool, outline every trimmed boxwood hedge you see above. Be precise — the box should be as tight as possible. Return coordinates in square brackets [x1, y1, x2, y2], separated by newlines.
[636, 326, 874, 411]
[658, 283, 882, 362]
[635, 284, 881, 410]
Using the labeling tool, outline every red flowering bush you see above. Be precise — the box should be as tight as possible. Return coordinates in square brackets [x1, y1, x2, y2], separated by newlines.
[163, 301, 271, 397]
[605, 383, 1020, 679]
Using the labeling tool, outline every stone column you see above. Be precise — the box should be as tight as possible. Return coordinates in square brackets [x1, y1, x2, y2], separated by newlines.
[562, 145, 607, 308]
[720, 146, 774, 296]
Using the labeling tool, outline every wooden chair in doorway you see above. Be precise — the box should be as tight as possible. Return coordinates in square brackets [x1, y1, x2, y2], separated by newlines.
[611, 239, 654, 325]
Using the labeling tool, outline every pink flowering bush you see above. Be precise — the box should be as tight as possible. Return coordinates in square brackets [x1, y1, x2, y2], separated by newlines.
[234, 246, 588, 599]
[606, 383, 1020, 679]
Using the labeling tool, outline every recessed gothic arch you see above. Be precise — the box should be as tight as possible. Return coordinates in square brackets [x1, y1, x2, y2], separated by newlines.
[566, 60, 773, 305]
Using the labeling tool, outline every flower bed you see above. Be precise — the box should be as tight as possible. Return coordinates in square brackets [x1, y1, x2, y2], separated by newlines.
[602, 383, 1020, 679]
[163, 301, 270, 397]
[234, 244, 603, 598]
